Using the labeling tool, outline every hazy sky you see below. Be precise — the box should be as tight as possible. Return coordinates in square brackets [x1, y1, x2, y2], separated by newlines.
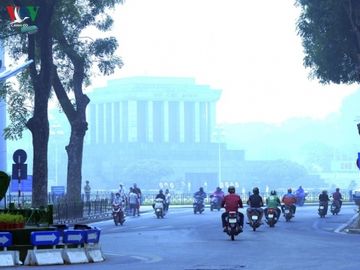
[91, 0, 358, 124]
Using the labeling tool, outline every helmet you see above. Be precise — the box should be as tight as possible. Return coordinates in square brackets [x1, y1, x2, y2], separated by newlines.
[199, 187, 204, 192]
[288, 188, 292, 193]
[159, 189, 163, 194]
[270, 190, 276, 195]
[322, 190, 327, 194]
[115, 193, 120, 197]
[216, 187, 221, 191]
[253, 187, 259, 194]
[336, 188, 340, 192]
[228, 186, 235, 193]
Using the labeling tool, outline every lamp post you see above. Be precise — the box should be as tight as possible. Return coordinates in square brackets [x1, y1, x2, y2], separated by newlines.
[213, 127, 225, 187]
[0, 26, 38, 173]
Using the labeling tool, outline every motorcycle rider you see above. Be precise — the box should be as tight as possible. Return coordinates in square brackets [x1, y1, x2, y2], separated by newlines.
[295, 185, 306, 206]
[332, 188, 343, 209]
[153, 189, 166, 209]
[221, 186, 244, 232]
[194, 187, 207, 202]
[246, 187, 264, 222]
[264, 190, 281, 219]
[281, 188, 297, 215]
[112, 192, 125, 221]
[319, 190, 330, 214]
[211, 187, 225, 207]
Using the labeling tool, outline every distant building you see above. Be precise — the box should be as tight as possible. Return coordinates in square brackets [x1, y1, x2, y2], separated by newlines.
[83, 77, 245, 191]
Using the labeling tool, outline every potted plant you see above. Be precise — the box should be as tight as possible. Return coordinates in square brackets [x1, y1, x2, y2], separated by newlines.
[0, 213, 26, 229]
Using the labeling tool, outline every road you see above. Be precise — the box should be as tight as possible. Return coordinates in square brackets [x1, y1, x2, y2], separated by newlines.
[16, 205, 360, 270]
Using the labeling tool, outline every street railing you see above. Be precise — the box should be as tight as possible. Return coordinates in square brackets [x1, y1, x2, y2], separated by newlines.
[2, 190, 358, 224]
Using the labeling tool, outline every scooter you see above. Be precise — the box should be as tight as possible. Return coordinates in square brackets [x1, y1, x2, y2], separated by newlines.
[318, 201, 328, 218]
[224, 211, 243, 241]
[210, 195, 222, 211]
[265, 207, 278, 227]
[330, 200, 341, 215]
[154, 198, 165, 218]
[112, 203, 125, 226]
[247, 208, 262, 231]
[282, 205, 294, 222]
[193, 197, 205, 214]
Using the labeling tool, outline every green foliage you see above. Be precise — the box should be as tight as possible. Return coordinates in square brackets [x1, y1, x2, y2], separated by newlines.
[0, 171, 10, 201]
[0, 213, 25, 224]
[0, 0, 124, 139]
[295, 0, 360, 84]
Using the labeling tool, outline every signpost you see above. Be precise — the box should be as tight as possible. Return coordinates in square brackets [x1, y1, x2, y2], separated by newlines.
[12, 149, 27, 208]
[85, 229, 101, 244]
[63, 230, 86, 245]
[30, 231, 60, 246]
[0, 232, 12, 248]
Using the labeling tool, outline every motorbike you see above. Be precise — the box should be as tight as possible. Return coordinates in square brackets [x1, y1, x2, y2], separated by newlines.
[210, 195, 222, 211]
[282, 205, 294, 222]
[247, 208, 262, 231]
[318, 201, 328, 218]
[265, 207, 278, 227]
[330, 200, 341, 215]
[154, 198, 165, 218]
[193, 197, 205, 214]
[112, 203, 125, 226]
[224, 211, 243, 241]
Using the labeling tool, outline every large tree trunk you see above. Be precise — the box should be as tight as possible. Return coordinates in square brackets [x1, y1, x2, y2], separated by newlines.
[26, 0, 55, 208]
[66, 115, 88, 204]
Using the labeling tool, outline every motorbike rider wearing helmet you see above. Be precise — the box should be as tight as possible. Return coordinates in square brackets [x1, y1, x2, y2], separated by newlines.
[221, 186, 244, 232]
[211, 187, 225, 205]
[153, 189, 166, 209]
[265, 190, 281, 219]
[281, 188, 297, 214]
[194, 187, 207, 202]
[246, 187, 264, 222]
[319, 190, 330, 214]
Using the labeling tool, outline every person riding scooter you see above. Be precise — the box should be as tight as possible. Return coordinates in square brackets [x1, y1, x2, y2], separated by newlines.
[246, 187, 264, 223]
[221, 186, 244, 232]
[282, 188, 297, 215]
[332, 188, 343, 209]
[264, 190, 281, 219]
[210, 187, 225, 209]
[319, 190, 330, 215]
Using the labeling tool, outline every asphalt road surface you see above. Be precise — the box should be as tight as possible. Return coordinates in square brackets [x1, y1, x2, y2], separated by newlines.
[16, 205, 360, 270]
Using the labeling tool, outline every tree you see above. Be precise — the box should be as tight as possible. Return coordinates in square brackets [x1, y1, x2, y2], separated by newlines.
[0, 0, 123, 208]
[295, 0, 360, 84]
[51, 0, 123, 206]
[0, 0, 56, 207]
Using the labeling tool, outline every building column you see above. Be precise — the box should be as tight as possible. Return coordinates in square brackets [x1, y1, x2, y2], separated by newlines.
[121, 101, 128, 143]
[164, 101, 169, 143]
[208, 102, 216, 142]
[195, 102, 200, 143]
[113, 102, 120, 143]
[105, 103, 112, 144]
[153, 101, 164, 143]
[128, 100, 137, 142]
[199, 102, 208, 143]
[97, 103, 104, 144]
[179, 101, 185, 143]
[89, 104, 97, 144]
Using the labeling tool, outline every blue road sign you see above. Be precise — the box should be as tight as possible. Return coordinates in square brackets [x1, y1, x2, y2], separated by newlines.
[10, 175, 32, 192]
[85, 229, 101, 244]
[31, 231, 60, 246]
[0, 232, 12, 247]
[51, 186, 65, 196]
[63, 230, 86, 245]
[12, 149, 27, 164]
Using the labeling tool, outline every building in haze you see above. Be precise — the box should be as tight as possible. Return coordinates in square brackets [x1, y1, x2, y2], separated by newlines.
[82, 77, 245, 192]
